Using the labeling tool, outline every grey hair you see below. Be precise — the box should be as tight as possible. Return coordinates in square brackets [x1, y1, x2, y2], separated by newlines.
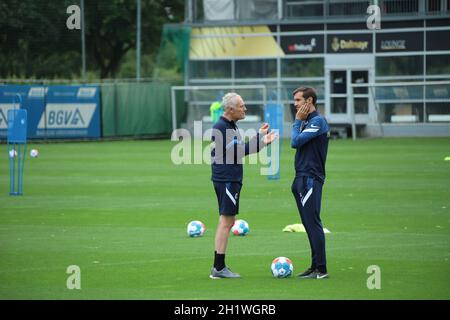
[222, 92, 240, 111]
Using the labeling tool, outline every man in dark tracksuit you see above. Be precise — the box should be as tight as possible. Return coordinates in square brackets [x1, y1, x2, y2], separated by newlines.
[291, 87, 330, 279]
[210, 92, 277, 279]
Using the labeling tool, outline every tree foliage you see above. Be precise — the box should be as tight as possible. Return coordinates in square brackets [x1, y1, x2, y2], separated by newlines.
[0, 0, 184, 79]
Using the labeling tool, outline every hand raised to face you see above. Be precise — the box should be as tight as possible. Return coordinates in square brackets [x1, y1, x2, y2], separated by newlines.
[296, 103, 310, 121]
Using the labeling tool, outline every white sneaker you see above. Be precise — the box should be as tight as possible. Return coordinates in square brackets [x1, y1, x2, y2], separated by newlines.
[209, 267, 241, 279]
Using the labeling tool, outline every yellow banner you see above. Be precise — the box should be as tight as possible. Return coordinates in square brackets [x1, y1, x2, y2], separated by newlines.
[190, 26, 284, 59]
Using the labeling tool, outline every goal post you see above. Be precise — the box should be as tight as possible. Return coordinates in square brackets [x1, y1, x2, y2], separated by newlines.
[170, 85, 267, 131]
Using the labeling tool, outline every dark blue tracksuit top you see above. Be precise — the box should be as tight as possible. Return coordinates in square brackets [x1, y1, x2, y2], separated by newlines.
[291, 111, 330, 183]
[211, 116, 264, 182]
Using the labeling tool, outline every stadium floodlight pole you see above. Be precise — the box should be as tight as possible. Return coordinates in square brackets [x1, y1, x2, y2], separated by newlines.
[171, 87, 176, 131]
[277, 0, 283, 19]
[136, 0, 141, 81]
[187, 0, 193, 22]
[81, 0, 86, 81]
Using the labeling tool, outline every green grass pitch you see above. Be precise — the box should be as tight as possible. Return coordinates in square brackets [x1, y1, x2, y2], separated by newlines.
[0, 138, 449, 299]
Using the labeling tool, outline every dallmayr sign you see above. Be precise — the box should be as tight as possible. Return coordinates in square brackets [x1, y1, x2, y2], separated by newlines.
[327, 34, 372, 53]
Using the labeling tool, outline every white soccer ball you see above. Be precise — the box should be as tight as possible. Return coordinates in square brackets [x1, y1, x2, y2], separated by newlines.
[30, 149, 39, 158]
[271, 257, 294, 278]
[231, 219, 249, 236]
[8, 149, 17, 158]
[187, 220, 205, 237]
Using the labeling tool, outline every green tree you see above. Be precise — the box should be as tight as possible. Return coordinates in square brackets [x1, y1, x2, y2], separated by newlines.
[0, 0, 80, 78]
[0, 0, 184, 79]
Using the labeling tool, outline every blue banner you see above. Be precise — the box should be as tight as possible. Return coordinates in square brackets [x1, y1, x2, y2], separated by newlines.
[0, 85, 31, 139]
[0, 85, 101, 139]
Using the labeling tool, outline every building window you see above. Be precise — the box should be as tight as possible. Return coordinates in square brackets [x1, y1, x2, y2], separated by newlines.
[331, 98, 347, 114]
[285, 0, 324, 18]
[329, 1, 370, 16]
[235, 59, 277, 79]
[427, 0, 441, 12]
[427, 55, 450, 75]
[376, 84, 424, 100]
[190, 60, 231, 79]
[376, 56, 423, 76]
[281, 58, 324, 77]
[282, 81, 325, 101]
[380, 103, 423, 123]
[382, 0, 419, 14]
[426, 83, 450, 101]
[354, 98, 369, 114]
[426, 103, 450, 123]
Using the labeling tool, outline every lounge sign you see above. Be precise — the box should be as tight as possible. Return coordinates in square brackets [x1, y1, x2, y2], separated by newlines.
[327, 34, 372, 53]
[376, 32, 423, 52]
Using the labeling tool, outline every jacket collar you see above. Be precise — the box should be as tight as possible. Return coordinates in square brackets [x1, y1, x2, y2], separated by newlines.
[306, 110, 319, 122]
[220, 116, 236, 127]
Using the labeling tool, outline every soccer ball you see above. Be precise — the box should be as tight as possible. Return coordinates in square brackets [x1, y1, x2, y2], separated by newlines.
[231, 219, 249, 236]
[187, 220, 205, 237]
[30, 149, 39, 158]
[271, 257, 294, 278]
[8, 149, 17, 158]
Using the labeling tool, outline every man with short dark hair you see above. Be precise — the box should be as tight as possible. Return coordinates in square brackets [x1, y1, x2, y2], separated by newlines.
[210, 92, 277, 279]
[291, 87, 330, 279]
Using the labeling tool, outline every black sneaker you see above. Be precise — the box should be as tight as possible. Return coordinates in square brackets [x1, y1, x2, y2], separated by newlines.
[300, 269, 329, 279]
[296, 267, 315, 278]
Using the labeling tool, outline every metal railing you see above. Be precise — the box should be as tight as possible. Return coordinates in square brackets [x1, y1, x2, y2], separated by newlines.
[186, 0, 450, 22]
[285, 0, 450, 18]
